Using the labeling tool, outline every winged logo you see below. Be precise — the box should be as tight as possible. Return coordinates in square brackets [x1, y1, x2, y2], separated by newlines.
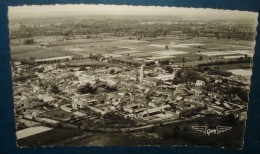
[192, 126, 207, 134]
[216, 126, 232, 134]
[192, 126, 232, 136]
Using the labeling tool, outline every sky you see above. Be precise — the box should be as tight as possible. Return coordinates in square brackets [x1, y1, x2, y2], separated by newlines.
[8, 4, 258, 20]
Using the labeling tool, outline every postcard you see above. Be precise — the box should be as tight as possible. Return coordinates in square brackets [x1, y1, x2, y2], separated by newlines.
[8, 4, 258, 149]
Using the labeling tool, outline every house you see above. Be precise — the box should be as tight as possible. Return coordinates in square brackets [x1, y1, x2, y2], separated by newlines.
[176, 106, 205, 116]
[143, 77, 163, 86]
[99, 78, 117, 86]
[43, 96, 55, 103]
[34, 56, 73, 64]
[154, 67, 164, 73]
[124, 114, 136, 119]
[39, 42, 50, 48]
[123, 104, 141, 113]
[212, 105, 224, 112]
[61, 104, 73, 112]
[23, 110, 39, 119]
[195, 80, 205, 86]
[175, 96, 183, 101]
[72, 99, 97, 110]
[32, 85, 40, 93]
[139, 105, 171, 117]
[107, 67, 122, 74]
[223, 102, 233, 109]
[215, 79, 222, 83]
[155, 73, 175, 81]
[193, 88, 203, 96]
[14, 61, 21, 66]
[38, 95, 55, 103]
[214, 101, 221, 105]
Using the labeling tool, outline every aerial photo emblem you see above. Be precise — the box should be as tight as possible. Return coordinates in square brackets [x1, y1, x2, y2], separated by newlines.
[192, 126, 232, 136]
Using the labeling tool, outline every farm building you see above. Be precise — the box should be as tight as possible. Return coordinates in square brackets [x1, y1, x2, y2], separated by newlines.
[143, 77, 163, 86]
[34, 56, 73, 64]
[195, 80, 206, 86]
[71, 99, 97, 110]
[139, 105, 171, 117]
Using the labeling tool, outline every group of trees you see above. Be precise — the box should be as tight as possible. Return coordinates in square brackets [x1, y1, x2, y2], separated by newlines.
[164, 66, 174, 74]
[102, 112, 136, 128]
[23, 38, 34, 45]
[77, 83, 97, 94]
[180, 106, 207, 117]
[89, 54, 102, 61]
[50, 84, 63, 95]
[234, 87, 249, 102]
[77, 82, 118, 94]
[221, 114, 238, 126]
[207, 69, 233, 77]
[13, 73, 37, 82]
[196, 66, 232, 77]
[198, 57, 251, 67]
[172, 68, 205, 84]
[159, 60, 170, 65]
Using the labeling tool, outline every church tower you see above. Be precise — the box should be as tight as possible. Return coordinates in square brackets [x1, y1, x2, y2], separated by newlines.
[139, 64, 144, 82]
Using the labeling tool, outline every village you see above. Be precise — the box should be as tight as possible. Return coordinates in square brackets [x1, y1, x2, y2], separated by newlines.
[12, 53, 248, 135]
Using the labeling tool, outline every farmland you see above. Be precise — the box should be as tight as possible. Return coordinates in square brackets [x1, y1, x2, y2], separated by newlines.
[17, 127, 85, 147]
[10, 35, 255, 64]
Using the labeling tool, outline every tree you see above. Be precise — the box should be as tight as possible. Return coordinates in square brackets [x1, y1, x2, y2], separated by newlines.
[165, 66, 174, 74]
[183, 126, 189, 132]
[29, 57, 35, 60]
[50, 85, 62, 94]
[109, 69, 115, 74]
[79, 66, 87, 71]
[182, 57, 186, 63]
[223, 114, 237, 126]
[89, 53, 93, 59]
[145, 94, 152, 103]
[77, 83, 96, 94]
[106, 85, 118, 92]
[199, 55, 203, 61]
[160, 60, 169, 65]
[236, 88, 249, 102]
[24, 38, 34, 45]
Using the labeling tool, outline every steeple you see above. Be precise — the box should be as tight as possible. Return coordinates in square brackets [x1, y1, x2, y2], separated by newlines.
[139, 64, 144, 82]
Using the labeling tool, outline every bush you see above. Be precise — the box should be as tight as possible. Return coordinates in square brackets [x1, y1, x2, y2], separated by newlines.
[77, 83, 97, 94]
[50, 85, 62, 94]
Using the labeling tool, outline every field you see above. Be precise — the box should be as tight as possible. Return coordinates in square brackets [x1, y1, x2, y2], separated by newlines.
[150, 50, 188, 56]
[16, 126, 53, 140]
[17, 127, 84, 147]
[11, 36, 255, 63]
[65, 120, 245, 148]
[197, 50, 253, 57]
[10, 45, 77, 60]
[67, 60, 122, 67]
[227, 69, 252, 77]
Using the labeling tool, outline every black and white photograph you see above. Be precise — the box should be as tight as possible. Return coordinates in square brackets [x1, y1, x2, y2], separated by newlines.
[8, 4, 258, 148]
